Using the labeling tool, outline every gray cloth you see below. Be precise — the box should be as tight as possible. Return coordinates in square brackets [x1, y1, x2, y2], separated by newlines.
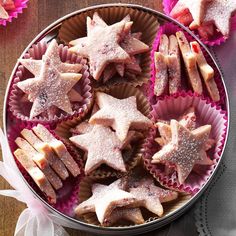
[195, 31, 236, 236]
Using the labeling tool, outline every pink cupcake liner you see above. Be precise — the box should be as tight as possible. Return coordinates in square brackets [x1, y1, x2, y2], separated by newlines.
[7, 120, 84, 217]
[0, 0, 28, 26]
[142, 93, 228, 195]
[8, 40, 93, 126]
[150, 22, 227, 109]
[162, 0, 236, 46]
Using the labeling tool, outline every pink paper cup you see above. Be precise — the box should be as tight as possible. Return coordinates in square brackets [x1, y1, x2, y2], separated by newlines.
[0, 0, 28, 26]
[162, 0, 236, 46]
[7, 121, 84, 217]
[142, 93, 228, 195]
[8, 40, 93, 126]
[150, 22, 226, 108]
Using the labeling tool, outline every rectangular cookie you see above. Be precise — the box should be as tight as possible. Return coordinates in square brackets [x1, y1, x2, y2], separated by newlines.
[167, 35, 181, 94]
[15, 137, 63, 190]
[176, 31, 203, 94]
[20, 128, 69, 180]
[190, 41, 220, 102]
[154, 52, 168, 96]
[159, 34, 169, 56]
[33, 124, 81, 177]
[14, 148, 56, 204]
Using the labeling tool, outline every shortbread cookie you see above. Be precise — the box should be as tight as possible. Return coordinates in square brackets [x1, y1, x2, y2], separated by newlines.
[129, 177, 178, 217]
[154, 52, 168, 96]
[32, 124, 81, 177]
[14, 149, 56, 203]
[20, 128, 69, 180]
[17, 40, 82, 118]
[89, 92, 152, 142]
[69, 16, 130, 80]
[167, 35, 181, 94]
[15, 137, 63, 190]
[176, 31, 203, 94]
[70, 123, 139, 174]
[152, 120, 211, 184]
[75, 179, 141, 224]
[170, 0, 211, 25]
[190, 41, 220, 101]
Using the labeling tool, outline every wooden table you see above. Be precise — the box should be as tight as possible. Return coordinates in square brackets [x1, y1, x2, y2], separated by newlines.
[0, 1, 198, 235]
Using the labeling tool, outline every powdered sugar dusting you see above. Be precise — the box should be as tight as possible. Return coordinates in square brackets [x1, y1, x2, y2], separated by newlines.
[152, 120, 211, 184]
[89, 92, 152, 141]
[204, 0, 236, 35]
[75, 178, 139, 224]
[17, 39, 82, 118]
[129, 177, 178, 216]
[69, 124, 127, 174]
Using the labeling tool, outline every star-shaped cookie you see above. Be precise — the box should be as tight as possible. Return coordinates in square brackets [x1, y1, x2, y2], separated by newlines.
[89, 92, 152, 142]
[203, 0, 236, 36]
[69, 15, 130, 80]
[152, 120, 211, 184]
[19, 39, 83, 77]
[155, 108, 214, 166]
[92, 13, 148, 81]
[170, 0, 211, 26]
[75, 179, 140, 224]
[129, 178, 178, 217]
[70, 123, 138, 174]
[92, 12, 149, 56]
[17, 44, 82, 118]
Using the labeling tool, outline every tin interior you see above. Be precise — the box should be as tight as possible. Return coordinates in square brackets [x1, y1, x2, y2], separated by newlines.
[3, 3, 230, 235]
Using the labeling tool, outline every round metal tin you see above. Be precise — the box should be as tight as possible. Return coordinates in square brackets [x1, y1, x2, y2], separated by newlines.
[3, 3, 230, 235]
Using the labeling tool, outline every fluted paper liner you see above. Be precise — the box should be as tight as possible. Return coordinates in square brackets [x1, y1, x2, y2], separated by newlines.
[58, 6, 160, 87]
[7, 121, 84, 217]
[0, 0, 28, 26]
[162, 0, 236, 46]
[143, 93, 228, 194]
[76, 176, 191, 227]
[8, 40, 93, 125]
[55, 84, 151, 179]
[150, 22, 227, 108]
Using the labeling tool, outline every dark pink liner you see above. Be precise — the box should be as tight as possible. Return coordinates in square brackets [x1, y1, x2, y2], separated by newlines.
[7, 121, 84, 217]
[162, 0, 236, 46]
[142, 92, 228, 195]
[0, 0, 28, 26]
[150, 22, 227, 109]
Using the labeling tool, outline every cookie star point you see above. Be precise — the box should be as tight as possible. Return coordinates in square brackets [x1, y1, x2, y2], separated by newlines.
[69, 124, 127, 174]
[75, 179, 140, 224]
[171, 0, 211, 25]
[204, 0, 236, 36]
[129, 177, 178, 217]
[69, 18, 130, 80]
[89, 92, 152, 141]
[17, 39, 82, 118]
[152, 120, 211, 184]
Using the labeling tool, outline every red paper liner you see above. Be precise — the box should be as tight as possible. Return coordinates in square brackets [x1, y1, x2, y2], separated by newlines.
[7, 120, 84, 217]
[8, 40, 93, 126]
[150, 22, 227, 109]
[0, 0, 28, 26]
[162, 0, 236, 46]
[142, 93, 228, 194]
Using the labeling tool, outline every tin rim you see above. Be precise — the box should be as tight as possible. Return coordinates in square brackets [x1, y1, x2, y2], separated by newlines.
[3, 3, 230, 235]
